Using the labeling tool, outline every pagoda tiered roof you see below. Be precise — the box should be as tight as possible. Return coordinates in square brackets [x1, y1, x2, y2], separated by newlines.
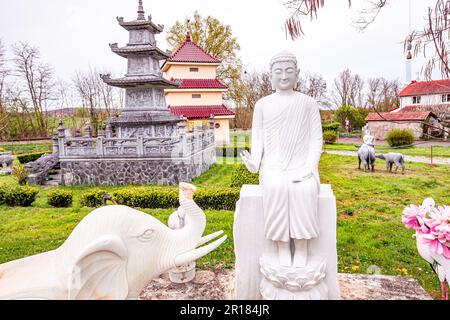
[109, 43, 170, 60]
[101, 74, 179, 89]
[116, 16, 164, 33]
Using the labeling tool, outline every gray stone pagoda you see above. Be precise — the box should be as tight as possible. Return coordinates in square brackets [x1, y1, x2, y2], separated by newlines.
[54, 0, 216, 186]
[101, 0, 181, 136]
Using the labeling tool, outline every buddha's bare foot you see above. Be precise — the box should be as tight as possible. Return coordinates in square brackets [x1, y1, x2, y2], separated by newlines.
[293, 253, 307, 267]
[277, 241, 291, 267]
[293, 239, 308, 267]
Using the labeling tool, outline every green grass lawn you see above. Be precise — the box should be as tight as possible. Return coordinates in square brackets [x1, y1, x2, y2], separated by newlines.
[1, 153, 449, 299]
[0, 142, 52, 155]
[324, 142, 450, 158]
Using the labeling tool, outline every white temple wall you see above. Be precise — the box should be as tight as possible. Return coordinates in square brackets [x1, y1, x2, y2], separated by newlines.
[165, 91, 223, 106]
[164, 64, 218, 79]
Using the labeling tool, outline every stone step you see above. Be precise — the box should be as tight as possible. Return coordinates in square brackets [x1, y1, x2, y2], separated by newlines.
[44, 180, 61, 187]
[43, 171, 62, 186]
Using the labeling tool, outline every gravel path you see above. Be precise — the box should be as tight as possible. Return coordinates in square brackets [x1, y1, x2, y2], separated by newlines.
[325, 150, 450, 165]
[140, 270, 432, 300]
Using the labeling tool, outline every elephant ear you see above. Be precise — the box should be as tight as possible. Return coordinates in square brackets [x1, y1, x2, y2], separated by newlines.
[68, 235, 128, 300]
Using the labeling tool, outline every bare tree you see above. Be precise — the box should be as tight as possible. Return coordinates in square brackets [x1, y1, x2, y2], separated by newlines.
[332, 69, 364, 108]
[1, 87, 37, 139]
[98, 71, 115, 118]
[297, 72, 329, 106]
[73, 68, 116, 135]
[283, 0, 450, 79]
[73, 69, 101, 136]
[409, 0, 450, 79]
[12, 42, 54, 136]
[366, 77, 400, 111]
[0, 39, 9, 114]
[233, 71, 272, 129]
[0, 39, 9, 131]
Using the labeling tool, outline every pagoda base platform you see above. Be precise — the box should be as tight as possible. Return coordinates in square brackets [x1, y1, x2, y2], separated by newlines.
[60, 147, 215, 186]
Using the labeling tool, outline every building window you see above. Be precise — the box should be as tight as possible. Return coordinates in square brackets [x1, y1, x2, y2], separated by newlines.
[412, 96, 421, 104]
[442, 94, 450, 102]
[189, 67, 199, 72]
[192, 94, 201, 99]
[215, 123, 220, 129]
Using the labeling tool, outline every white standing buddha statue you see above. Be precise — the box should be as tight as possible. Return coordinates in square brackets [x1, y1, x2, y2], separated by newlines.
[240, 51, 323, 268]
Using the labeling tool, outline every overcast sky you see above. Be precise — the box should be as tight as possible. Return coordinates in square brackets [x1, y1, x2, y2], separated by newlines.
[0, 0, 439, 91]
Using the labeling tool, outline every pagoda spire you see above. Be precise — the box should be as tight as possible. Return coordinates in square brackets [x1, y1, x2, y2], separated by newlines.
[137, 0, 145, 20]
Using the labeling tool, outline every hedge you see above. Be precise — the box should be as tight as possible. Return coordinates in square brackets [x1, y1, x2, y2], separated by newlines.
[216, 146, 250, 158]
[193, 188, 240, 211]
[80, 189, 109, 207]
[322, 123, 340, 133]
[17, 151, 49, 164]
[386, 128, 415, 147]
[113, 187, 178, 209]
[47, 189, 73, 208]
[113, 186, 240, 211]
[230, 164, 259, 188]
[0, 185, 39, 207]
[323, 130, 338, 144]
[12, 164, 29, 185]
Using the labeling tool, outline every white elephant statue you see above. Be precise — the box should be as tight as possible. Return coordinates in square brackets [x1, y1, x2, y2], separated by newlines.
[0, 182, 227, 300]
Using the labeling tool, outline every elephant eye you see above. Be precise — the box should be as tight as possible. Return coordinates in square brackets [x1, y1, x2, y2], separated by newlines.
[137, 229, 154, 242]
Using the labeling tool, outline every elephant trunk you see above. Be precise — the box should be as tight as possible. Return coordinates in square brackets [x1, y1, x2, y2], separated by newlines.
[170, 191, 226, 268]
[178, 192, 206, 240]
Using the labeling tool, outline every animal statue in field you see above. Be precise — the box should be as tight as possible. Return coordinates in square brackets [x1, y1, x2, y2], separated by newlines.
[357, 144, 375, 172]
[0, 152, 13, 174]
[376, 153, 405, 175]
[0, 182, 227, 300]
[402, 198, 450, 300]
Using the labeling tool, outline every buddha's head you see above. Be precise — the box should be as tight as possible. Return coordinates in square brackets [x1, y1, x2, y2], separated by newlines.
[269, 51, 299, 92]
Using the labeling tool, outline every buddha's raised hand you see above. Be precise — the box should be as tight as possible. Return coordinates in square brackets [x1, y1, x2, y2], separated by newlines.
[240, 150, 258, 173]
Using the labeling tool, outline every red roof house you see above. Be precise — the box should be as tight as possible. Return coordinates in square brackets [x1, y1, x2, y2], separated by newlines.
[366, 79, 449, 140]
[162, 33, 235, 145]
[161, 34, 221, 71]
[399, 79, 450, 97]
[168, 105, 235, 119]
[366, 111, 434, 122]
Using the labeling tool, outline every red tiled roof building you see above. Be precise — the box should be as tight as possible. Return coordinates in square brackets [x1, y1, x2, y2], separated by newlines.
[366, 79, 448, 140]
[162, 33, 235, 145]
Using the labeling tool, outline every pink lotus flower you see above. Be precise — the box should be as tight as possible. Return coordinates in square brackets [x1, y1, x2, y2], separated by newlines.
[402, 200, 450, 260]
[402, 204, 426, 231]
[431, 206, 450, 225]
[422, 235, 450, 259]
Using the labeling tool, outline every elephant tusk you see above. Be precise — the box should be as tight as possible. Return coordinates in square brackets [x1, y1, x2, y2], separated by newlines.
[197, 230, 224, 247]
[174, 235, 227, 267]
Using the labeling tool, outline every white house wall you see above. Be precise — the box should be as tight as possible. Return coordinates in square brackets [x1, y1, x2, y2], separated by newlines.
[164, 65, 218, 79]
[400, 94, 446, 108]
[166, 92, 223, 106]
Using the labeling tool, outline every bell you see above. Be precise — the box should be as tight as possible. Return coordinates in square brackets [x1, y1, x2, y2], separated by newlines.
[406, 50, 412, 60]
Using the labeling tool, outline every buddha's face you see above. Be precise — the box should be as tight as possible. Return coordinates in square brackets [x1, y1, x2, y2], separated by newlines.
[270, 61, 298, 92]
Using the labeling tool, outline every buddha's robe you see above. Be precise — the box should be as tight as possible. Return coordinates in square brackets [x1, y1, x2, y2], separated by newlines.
[251, 91, 323, 242]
